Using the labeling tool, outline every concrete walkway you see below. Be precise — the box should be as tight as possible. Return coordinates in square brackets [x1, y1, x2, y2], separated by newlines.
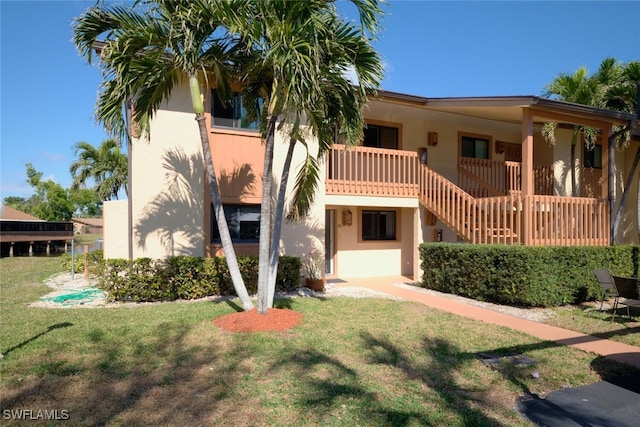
[331, 276, 640, 369]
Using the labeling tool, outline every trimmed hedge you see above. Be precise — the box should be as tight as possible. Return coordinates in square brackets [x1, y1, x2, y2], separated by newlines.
[420, 243, 640, 307]
[96, 255, 302, 302]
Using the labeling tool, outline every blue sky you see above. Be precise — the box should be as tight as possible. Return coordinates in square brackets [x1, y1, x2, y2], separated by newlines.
[1, 0, 639, 200]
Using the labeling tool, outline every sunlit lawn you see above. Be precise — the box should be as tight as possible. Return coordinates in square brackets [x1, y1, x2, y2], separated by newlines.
[545, 302, 640, 347]
[72, 233, 101, 245]
[1, 257, 637, 426]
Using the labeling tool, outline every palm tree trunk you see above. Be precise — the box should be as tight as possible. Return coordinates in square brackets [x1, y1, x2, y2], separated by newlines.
[613, 147, 640, 240]
[257, 115, 278, 314]
[267, 136, 297, 308]
[195, 113, 254, 310]
[189, 74, 253, 310]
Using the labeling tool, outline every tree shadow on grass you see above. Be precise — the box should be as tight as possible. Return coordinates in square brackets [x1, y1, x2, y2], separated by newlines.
[1, 320, 257, 425]
[1, 322, 73, 358]
[360, 332, 507, 426]
[265, 328, 511, 426]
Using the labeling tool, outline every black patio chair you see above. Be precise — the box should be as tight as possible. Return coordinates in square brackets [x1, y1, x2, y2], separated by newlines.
[594, 269, 640, 322]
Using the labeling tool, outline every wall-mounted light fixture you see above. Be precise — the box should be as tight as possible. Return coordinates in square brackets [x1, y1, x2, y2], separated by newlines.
[342, 209, 353, 227]
[427, 131, 438, 147]
[495, 140, 505, 154]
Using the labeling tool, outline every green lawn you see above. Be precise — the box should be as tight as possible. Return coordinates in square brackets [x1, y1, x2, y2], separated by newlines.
[0, 257, 637, 426]
[73, 233, 102, 245]
[545, 303, 640, 347]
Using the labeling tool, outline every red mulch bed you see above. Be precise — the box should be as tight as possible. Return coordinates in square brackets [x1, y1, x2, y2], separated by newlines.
[213, 308, 303, 332]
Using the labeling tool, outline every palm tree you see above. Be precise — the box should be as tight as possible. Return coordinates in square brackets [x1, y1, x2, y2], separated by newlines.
[70, 139, 128, 201]
[543, 66, 601, 196]
[73, 0, 254, 310]
[600, 60, 640, 238]
[227, 0, 384, 313]
[544, 58, 640, 239]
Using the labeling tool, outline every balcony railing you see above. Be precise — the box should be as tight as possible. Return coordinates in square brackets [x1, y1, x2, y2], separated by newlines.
[326, 145, 419, 197]
[324, 145, 609, 246]
[458, 158, 556, 196]
[527, 195, 609, 246]
[458, 158, 521, 197]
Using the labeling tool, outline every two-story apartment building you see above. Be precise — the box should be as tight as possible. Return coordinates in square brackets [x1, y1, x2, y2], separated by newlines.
[103, 83, 639, 281]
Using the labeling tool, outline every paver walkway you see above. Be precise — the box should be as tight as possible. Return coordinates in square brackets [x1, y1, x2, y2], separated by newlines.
[331, 276, 640, 369]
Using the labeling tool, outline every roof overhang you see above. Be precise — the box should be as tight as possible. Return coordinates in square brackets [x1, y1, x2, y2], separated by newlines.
[374, 90, 635, 130]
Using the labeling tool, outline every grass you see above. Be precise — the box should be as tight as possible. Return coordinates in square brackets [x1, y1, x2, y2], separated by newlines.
[544, 302, 640, 347]
[1, 257, 638, 426]
[73, 233, 101, 245]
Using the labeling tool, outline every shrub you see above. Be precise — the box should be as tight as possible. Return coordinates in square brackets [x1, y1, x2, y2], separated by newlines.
[60, 249, 103, 275]
[97, 255, 302, 302]
[419, 243, 639, 307]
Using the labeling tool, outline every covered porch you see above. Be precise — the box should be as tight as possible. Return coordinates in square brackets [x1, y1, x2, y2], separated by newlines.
[325, 95, 634, 246]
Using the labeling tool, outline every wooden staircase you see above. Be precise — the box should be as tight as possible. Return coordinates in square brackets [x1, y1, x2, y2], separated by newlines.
[325, 144, 609, 246]
[418, 164, 521, 244]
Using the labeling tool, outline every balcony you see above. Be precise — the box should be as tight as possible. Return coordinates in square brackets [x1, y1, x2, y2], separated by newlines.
[325, 144, 610, 246]
[326, 145, 419, 197]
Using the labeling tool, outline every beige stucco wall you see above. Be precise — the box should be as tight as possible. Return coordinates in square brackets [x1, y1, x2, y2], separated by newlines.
[129, 83, 205, 259]
[103, 200, 129, 259]
[327, 205, 415, 278]
[551, 128, 574, 197]
[111, 80, 638, 281]
[615, 140, 640, 244]
[362, 99, 525, 245]
[272, 123, 325, 283]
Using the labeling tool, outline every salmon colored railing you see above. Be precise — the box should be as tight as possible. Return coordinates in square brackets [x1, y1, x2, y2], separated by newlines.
[458, 158, 521, 197]
[325, 146, 609, 246]
[534, 165, 555, 196]
[457, 167, 505, 197]
[326, 145, 419, 197]
[526, 195, 609, 246]
[419, 164, 521, 244]
[458, 158, 555, 197]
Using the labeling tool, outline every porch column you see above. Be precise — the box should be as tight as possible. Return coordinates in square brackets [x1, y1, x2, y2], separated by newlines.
[521, 108, 534, 245]
[603, 126, 613, 244]
[413, 207, 420, 282]
[9, 242, 14, 257]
